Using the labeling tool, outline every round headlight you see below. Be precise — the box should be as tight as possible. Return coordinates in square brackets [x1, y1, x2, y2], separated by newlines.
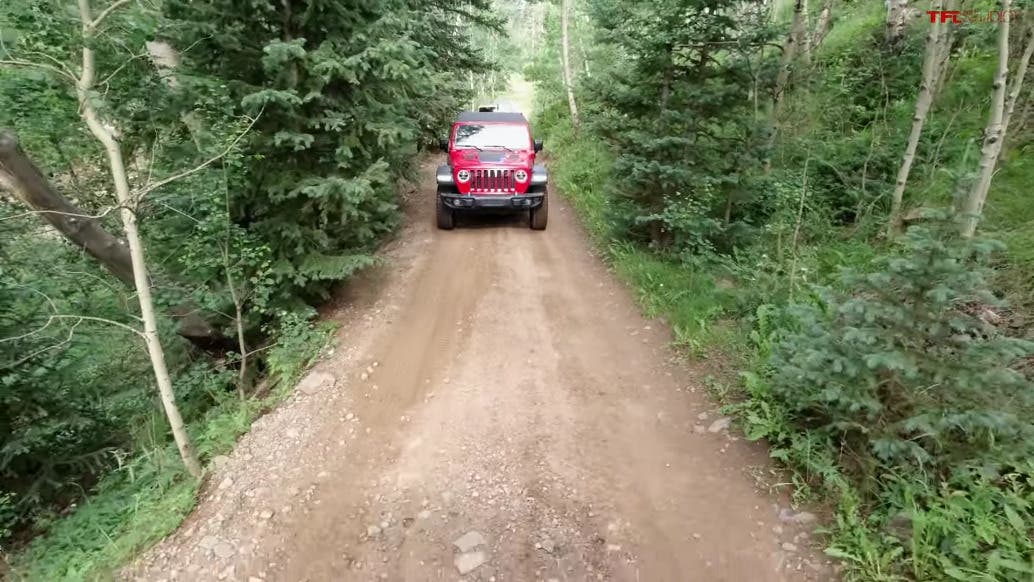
[456, 169, 471, 183]
[514, 169, 529, 182]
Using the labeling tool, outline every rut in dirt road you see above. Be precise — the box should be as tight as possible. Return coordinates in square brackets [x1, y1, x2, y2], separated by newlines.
[128, 163, 834, 582]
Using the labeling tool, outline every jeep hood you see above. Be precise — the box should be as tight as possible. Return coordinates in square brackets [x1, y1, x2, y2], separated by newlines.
[449, 149, 535, 167]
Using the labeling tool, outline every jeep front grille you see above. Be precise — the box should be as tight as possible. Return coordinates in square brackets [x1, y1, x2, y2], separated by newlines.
[471, 169, 515, 193]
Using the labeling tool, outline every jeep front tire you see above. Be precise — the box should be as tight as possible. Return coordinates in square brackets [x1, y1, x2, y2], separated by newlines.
[436, 192, 454, 230]
[529, 193, 548, 230]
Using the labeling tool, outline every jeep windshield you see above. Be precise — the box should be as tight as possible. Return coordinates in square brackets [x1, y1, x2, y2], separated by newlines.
[453, 124, 529, 151]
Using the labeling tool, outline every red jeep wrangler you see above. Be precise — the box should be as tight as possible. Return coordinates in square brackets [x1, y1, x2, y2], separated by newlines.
[436, 111, 548, 230]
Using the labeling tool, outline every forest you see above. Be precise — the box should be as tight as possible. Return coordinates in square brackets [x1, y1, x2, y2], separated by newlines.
[1, 0, 1033, 580]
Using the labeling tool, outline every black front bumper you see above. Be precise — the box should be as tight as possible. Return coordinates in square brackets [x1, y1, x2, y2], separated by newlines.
[440, 193, 544, 211]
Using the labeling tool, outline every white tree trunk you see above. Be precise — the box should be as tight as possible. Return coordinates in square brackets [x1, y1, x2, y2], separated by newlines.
[887, 0, 946, 235]
[76, 0, 203, 478]
[931, 0, 960, 97]
[531, 5, 541, 55]
[813, 0, 833, 50]
[579, 11, 592, 79]
[1001, 27, 1034, 142]
[960, 0, 1013, 238]
[795, 0, 811, 66]
[765, 0, 806, 171]
[885, 0, 916, 45]
[224, 247, 250, 399]
[561, 0, 580, 128]
[773, 0, 805, 111]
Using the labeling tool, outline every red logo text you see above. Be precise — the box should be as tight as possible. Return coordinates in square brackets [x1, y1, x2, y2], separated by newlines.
[927, 9, 1022, 24]
[927, 10, 961, 23]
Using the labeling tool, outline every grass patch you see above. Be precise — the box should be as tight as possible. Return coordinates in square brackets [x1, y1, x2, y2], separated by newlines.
[540, 119, 613, 243]
[609, 243, 739, 356]
[10, 456, 198, 582]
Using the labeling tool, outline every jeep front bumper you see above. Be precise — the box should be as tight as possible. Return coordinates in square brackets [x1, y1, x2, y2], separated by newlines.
[439, 193, 544, 210]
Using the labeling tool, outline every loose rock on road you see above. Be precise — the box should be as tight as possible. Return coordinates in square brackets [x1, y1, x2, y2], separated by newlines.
[128, 162, 834, 581]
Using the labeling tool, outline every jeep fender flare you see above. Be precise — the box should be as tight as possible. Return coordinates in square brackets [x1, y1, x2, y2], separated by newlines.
[530, 164, 548, 186]
[436, 164, 453, 185]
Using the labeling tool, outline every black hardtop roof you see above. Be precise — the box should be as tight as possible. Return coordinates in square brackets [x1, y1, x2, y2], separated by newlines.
[456, 111, 528, 123]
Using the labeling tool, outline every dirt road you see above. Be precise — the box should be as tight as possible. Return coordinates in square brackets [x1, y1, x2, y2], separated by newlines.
[128, 162, 833, 581]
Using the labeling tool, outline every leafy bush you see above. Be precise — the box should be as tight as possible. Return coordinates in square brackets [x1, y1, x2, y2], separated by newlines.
[895, 468, 1034, 580]
[639, 190, 726, 257]
[10, 308, 334, 581]
[1, 491, 15, 542]
[10, 451, 197, 582]
[769, 227, 1034, 480]
[739, 226, 1034, 579]
[265, 310, 334, 389]
[0, 231, 153, 536]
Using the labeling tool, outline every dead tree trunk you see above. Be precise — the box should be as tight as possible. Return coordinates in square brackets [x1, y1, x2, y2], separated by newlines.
[0, 132, 224, 345]
[0, 134, 134, 281]
[960, 0, 1014, 238]
[76, 0, 201, 478]
[887, 0, 947, 236]
[561, 0, 580, 129]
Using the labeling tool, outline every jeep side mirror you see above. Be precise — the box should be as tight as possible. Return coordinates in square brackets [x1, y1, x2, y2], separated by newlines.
[534, 140, 543, 153]
[438, 137, 449, 151]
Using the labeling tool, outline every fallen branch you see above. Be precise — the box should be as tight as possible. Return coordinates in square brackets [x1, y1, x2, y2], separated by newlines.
[0, 314, 143, 345]
[0, 59, 78, 83]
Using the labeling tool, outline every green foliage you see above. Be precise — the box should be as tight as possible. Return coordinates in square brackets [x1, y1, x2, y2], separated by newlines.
[899, 468, 1034, 581]
[265, 309, 335, 389]
[983, 147, 1034, 309]
[159, 0, 499, 302]
[11, 452, 197, 582]
[0, 491, 15, 541]
[531, 117, 613, 241]
[750, 227, 1034, 579]
[770, 227, 1034, 477]
[0, 218, 157, 536]
[611, 244, 736, 354]
[9, 308, 332, 581]
[525, 0, 778, 251]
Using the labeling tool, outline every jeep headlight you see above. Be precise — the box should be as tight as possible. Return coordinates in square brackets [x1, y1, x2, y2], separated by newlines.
[514, 169, 529, 183]
[456, 169, 471, 183]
